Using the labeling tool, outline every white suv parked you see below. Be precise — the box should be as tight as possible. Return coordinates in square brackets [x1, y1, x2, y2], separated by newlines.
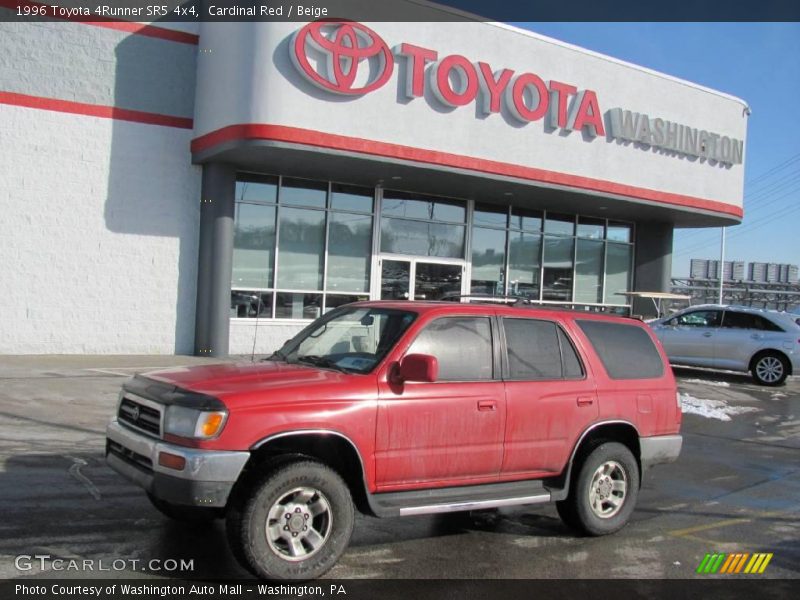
[650, 304, 800, 385]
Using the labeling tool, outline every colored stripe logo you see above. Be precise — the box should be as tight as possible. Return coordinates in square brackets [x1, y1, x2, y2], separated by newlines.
[696, 552, 773, 574]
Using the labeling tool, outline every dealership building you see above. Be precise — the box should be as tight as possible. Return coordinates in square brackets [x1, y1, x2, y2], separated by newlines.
[0, 3, 749, 356]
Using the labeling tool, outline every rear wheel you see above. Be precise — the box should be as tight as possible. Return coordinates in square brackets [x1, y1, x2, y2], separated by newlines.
[227, 460, 354, 581]
[557, 442, 639, 536]
[751, 352, 789, 386]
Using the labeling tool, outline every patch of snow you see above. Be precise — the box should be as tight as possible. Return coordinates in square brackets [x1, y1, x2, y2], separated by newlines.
[681, 378, 730, 387]
[680, 393, 759, 421]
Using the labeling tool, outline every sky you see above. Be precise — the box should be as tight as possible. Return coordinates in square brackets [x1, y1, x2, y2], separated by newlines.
[513, 22, 800, 278]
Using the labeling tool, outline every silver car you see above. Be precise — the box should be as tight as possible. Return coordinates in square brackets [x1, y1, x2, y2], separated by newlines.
[650, 304, 800, 386]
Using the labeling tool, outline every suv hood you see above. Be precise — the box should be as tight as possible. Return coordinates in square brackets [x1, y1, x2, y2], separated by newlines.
[140, 360, 366, 408]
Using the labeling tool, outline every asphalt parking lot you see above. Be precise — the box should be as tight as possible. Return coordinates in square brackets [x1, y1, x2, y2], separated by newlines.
[0, 355, 797, 581]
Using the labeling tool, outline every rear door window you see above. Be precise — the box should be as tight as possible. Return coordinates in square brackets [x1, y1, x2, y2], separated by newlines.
[577, 320, 664, 380]
[406, 317, 494, 381]
[722, 311, 783, 332]
[502, 318, 584, 380]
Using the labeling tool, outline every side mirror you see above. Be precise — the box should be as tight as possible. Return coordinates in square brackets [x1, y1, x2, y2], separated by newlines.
[396, 354, 438, 383]
[667, 318, 677, 327]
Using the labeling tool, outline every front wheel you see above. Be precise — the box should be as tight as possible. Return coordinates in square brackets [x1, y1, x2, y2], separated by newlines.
[751, 352, 789, 386]
[228, 461, 354, 581]
[556, 442, 639, 536]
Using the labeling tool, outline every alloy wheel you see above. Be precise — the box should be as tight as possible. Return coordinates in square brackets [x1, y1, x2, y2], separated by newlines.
[265, 486, 332, 561]
[588, 460, 627, 519]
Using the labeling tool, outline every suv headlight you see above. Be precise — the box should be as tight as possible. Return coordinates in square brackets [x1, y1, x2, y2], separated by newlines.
[164, 406, 228, 439]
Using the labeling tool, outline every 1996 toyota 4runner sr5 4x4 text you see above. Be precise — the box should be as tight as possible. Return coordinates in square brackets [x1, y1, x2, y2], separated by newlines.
[106, 301, 682, 580]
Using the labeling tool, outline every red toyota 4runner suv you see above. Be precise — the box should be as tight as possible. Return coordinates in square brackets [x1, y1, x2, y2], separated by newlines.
[106, 301, 682, 580]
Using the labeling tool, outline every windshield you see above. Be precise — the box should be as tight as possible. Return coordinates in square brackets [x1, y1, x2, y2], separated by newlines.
[270, 307, 417, 374]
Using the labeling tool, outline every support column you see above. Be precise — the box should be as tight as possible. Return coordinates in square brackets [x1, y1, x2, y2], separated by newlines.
[194, 163, 236, 357]
[632, 222, 674, 318]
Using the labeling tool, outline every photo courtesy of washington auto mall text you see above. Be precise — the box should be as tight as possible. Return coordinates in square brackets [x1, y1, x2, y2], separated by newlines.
[1, 0, 799, 598]
[12, 583, 346, 598]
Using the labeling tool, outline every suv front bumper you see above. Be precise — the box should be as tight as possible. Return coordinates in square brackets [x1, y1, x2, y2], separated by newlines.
[106, 419, 249, 508]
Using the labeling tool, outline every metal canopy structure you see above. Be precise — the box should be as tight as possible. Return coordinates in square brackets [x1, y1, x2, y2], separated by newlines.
[671, 278, 800, 312]
[617, 291, 692, 318]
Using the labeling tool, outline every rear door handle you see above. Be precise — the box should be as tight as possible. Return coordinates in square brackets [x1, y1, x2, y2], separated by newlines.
[577, 396, 594, 407]
[703, 331, 713, 337]
[477, 400, 497, 412]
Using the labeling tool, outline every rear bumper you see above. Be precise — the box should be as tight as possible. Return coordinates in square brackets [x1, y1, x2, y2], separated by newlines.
[640, 434, 682, 471]
[106, 419, 249, 508]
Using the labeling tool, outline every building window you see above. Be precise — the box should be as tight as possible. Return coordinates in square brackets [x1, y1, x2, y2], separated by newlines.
[468, 205, 633, 309]
[231, 175, 373, 320]
[277, 206, 326, 290]
[380, 191, 466, 258]
[604, 240, 633, 305]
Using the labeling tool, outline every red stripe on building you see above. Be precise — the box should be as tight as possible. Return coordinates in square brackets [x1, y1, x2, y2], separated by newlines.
[0, 91, 194, 129]
[0, 0, 199, 45]
[191, 123, 744, 219]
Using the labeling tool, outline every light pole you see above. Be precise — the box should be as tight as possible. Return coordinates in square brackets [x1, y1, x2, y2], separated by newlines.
[718, 227, 726, 305]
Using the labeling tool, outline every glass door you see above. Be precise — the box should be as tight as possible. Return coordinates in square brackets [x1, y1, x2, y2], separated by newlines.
[413, 262, 462, 300]
[380, 259, 411, 300]
[380, 258, 464, 301]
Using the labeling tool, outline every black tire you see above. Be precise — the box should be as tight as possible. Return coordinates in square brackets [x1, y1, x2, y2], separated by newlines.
[146, 493, 222, 522]
[751, 352, 789, 386]
[557, 442, 639, 536]
[228, 460, 354, 581]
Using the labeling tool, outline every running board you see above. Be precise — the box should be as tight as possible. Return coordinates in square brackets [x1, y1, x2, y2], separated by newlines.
[366, 480, 552, 518]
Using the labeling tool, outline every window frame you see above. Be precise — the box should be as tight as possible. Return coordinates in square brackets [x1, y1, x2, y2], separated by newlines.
[231, 174, 375, 321]
[499, 316, 587, 382]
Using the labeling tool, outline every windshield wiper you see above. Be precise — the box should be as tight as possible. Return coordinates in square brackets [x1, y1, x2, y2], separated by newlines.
[264, 348, 288, 362]
[296, 355, 351, 373]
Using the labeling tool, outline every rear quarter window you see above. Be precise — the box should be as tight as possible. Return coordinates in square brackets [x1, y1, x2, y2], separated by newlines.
[577, 320, 665, 380]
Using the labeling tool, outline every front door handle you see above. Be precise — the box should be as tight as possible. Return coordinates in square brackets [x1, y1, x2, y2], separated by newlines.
[477, 400, 496, 412]
[577, 396, 594, 407]
[703, 331, 713, 337]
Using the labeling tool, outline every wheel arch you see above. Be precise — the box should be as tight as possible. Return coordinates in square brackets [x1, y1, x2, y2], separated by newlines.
[749, 348, 792, 376]
[235, 430, 371, 515]
[548, 420, 641, 499]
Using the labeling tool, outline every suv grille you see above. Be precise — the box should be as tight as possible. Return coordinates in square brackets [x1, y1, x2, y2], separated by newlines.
[118, 396, 161, 436]
[107, 440, 153, 472]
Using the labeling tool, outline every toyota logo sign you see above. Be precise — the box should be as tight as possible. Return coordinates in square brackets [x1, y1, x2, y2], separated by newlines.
[291, 20, 394, 95]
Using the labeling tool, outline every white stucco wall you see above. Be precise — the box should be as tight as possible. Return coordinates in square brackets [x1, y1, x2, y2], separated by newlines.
[194, 18, 748, 215]
[0, 105, 201, 353]
[0, 19, 201, 354]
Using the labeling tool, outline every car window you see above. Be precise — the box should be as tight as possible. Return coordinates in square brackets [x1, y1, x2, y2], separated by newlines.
[406, 317, 494, 381]
[721, 311, 784, 332]
[503, 318, 582, 380]
[676, 310, 722, 327]
[559, 327, 585, 378]
[577, 320, 664, 380]
[283, 307, 417, 373]
[752, 315, 783, 332]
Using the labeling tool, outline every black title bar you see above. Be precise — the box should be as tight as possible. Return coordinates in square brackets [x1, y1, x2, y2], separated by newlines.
[2, 0, 800, 22]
